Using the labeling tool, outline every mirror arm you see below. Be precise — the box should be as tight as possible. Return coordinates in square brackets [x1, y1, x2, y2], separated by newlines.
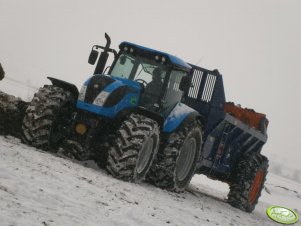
[93, 45, 117, 59]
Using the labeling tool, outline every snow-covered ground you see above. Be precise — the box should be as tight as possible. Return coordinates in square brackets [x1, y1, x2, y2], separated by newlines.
[0, 136, 300, 226]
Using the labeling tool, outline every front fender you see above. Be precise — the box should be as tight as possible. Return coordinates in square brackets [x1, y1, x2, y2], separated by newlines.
[163, 103, 200, 133]
[47, 77, 79, 98]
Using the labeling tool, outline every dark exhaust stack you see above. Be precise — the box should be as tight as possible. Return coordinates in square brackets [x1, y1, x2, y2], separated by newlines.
[88, 33, 113, 75]
[94, 33, 111, 75]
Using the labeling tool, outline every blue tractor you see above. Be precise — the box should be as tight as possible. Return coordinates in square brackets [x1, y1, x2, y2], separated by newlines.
[22, 34, 269, 212]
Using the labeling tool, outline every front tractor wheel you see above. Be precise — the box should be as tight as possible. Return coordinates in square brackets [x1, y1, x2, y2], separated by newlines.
[147, 120, 202, 192]
[22, 85, 76, 150]
[106, 113, 160, 183]
[228, 152, 268, 212]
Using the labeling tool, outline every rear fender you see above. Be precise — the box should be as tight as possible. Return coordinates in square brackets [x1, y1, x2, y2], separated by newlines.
[116, 107, 164, 128]
[163, 103, 201, 133]
[47, 77, 79, 99]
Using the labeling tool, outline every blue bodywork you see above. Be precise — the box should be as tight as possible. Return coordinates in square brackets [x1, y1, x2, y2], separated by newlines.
[77, 74, 197, 132]
[163, 103, 197, 133]
[77, 41, 199, 133]
[77, 75, 141, 118]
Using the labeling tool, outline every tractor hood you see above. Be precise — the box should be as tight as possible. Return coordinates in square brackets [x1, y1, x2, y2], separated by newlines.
[77, 74, 141, 118]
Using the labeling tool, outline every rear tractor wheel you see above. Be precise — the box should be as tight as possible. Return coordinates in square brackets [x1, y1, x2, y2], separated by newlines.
[147, 120, 202, 192]
[228, 152, 268, 212]
[106, 113, 160, 183]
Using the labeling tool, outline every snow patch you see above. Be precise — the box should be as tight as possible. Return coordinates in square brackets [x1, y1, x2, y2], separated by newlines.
[0, 136, 299, 226]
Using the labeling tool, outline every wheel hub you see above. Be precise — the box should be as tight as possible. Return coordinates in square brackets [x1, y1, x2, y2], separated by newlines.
[136, 137, 154, 174]
[176, 137, 196, 182]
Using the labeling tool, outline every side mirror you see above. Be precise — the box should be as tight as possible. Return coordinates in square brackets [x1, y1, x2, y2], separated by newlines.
[179, 75, 191, 91]
[88, 49, 99, 65]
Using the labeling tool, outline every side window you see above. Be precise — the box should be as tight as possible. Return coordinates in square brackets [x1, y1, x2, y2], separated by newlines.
[163, 70, 186, 111]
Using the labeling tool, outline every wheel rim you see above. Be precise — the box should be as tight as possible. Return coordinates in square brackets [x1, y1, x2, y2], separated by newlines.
[249, 169, 264, 204]
[176, 137, 196, 182]
[136, 137, 154, 174]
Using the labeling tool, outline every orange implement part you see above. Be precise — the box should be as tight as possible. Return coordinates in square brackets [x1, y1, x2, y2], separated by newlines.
[224, 102, 268, 130]
[249, 169, 265, 204]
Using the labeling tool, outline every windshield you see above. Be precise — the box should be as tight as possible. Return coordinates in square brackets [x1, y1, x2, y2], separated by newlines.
[109, 53, 167, 83]
[109, 52, 188, 114]
[110, 53, 169, 111]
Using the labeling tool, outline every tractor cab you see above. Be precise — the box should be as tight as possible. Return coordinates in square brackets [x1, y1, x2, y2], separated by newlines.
[109, 42, 191, 114]
[87, 35, 192, 117]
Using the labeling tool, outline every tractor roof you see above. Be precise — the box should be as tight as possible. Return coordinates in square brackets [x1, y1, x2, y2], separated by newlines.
[120, 42, 192, 71]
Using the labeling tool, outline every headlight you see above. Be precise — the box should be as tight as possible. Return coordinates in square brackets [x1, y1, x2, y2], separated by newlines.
[78, 85, 87, 101]
[93, 91, 110, 106]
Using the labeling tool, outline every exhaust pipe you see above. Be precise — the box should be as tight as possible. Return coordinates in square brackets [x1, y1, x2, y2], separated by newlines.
[94, 33, 111, 75]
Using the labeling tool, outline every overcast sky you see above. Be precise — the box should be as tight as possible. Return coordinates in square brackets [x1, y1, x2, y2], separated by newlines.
[0, 0, 301, 172]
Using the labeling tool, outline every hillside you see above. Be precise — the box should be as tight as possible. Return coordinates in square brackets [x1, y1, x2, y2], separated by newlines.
[0, 136, 300, 226]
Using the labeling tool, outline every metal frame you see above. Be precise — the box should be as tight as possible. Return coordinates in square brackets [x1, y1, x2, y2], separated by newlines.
[181, 65, 268, 181]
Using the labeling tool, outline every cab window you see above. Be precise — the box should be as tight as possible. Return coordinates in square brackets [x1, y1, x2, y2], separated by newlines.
[162, 70, 186, 112]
